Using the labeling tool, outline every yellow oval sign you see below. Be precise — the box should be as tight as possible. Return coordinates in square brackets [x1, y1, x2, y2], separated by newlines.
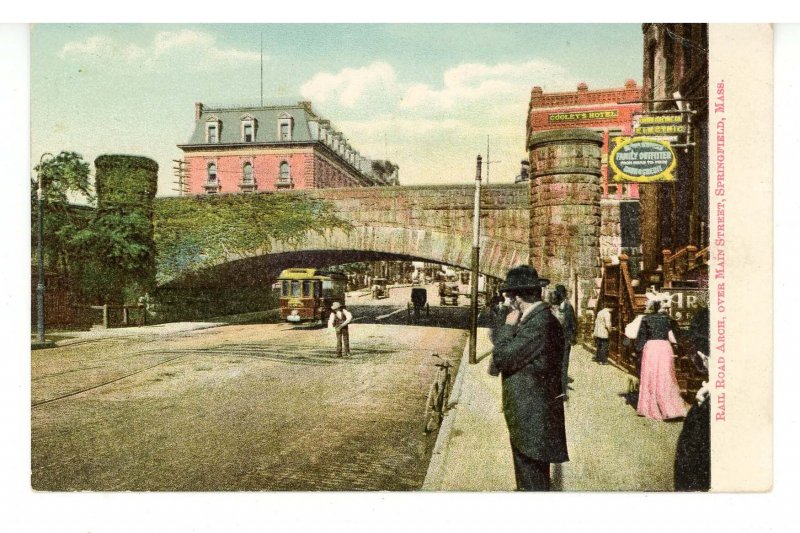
[610, 136, 677, 183]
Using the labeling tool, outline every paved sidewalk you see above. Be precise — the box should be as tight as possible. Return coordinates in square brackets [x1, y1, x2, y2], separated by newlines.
[39, 321, 226, 347]
[424, 329, 684, 491]
[423, 328, 515, 491]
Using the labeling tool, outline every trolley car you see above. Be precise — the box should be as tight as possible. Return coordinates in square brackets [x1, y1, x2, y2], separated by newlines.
[277, 268, 348, 323]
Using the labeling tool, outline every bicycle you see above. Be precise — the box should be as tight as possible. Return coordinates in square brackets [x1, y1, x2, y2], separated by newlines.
[423, 353, 453, 433]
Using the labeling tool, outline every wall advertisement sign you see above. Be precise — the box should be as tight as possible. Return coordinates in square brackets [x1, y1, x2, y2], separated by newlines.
[634, 113, 688, 135]
[548, 109, 619, 122]
[609, 136, 677, 183]
[634, 124, 688, 135]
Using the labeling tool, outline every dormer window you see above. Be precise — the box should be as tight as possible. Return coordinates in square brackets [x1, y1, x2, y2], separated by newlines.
[278, 113, 294, 141]
[205, 117, 221, 143]
[241, 114, 256, 142]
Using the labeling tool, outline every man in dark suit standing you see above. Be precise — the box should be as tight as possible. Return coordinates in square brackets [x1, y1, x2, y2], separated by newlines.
[490, 265, 569, 491]
[551, 284, 577, 399]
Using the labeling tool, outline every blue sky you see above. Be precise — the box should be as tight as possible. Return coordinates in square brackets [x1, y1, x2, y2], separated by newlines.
[31, 24, 644, 195]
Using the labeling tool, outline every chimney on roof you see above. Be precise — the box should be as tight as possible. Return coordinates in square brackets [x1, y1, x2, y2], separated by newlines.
[531, 86, 543, 95]
[577, 82, 589, 92]
[298, 100, 314, 115]
[195, 102, 204, 122]
[624, 79, 637, 89]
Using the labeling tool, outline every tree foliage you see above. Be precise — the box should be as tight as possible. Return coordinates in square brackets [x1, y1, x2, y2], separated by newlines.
[154, 193, 351, 284]
[32, 152, 160, 304]
[31, 151, 94, 279]
[371, 160, 399, 181]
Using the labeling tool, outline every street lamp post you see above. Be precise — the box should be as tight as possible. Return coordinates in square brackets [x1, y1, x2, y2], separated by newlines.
[469, 155, 482, 364]
[36, 153, 53, 345]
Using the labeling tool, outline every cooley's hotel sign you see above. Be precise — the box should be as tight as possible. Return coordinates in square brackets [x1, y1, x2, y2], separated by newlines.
[548, 110, 619, 122]
[610, 137, 677, 183]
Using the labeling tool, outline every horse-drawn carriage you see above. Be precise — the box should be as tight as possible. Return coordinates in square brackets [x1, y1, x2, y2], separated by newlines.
[438, 278, 460, 306]
[371, 277, 389, 299]
[407, 287, 430, 320]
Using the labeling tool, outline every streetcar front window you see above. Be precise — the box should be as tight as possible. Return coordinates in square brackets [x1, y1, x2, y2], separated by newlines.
[303, 280, 313, 297]
[291, 281, 301, 297]
[314, 282, 321, 297]
[281, 281, 290, 297]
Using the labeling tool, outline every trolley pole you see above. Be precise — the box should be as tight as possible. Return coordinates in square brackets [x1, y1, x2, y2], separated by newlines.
[469, 155, 482, 365]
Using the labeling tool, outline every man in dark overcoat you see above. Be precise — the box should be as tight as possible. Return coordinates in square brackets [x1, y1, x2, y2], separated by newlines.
[551, 284, 577, 399]
[490, 265, 569, 491]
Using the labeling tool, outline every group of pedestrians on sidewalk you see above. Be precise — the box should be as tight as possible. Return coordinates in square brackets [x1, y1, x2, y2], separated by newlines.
[594, 290, 710, 490]
[488, 264, 710, 492]
[591, 289, 693, 421]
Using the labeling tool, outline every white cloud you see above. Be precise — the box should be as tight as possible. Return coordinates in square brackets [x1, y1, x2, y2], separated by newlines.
[60, 36, 115, 58]
[400, 59, 570, 110]
[299, 58, 577, 184]
[59, 30, 260, 68]
[300, 62, 398, 108]
[339, 116, 466, 139]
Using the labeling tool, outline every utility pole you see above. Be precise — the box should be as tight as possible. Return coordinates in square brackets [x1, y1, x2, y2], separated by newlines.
[172, 159, 188, 196]
[485, 135, 501, 184]
[469, 155, 482, 364]
[260, 32, 264, 107]
[35, 153, 53, 347]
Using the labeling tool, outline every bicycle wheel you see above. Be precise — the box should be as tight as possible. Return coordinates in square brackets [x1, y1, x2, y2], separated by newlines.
[423, 381, 439, 433]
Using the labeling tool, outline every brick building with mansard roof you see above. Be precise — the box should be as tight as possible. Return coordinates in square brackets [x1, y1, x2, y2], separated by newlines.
[178, 101, 398, 195]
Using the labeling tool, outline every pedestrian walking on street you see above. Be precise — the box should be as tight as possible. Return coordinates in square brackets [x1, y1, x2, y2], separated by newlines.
[490, 265, 569, 491]
[635, 294, 688, 420]
[550, 284, 577, 399]
[328, 301, 352, 357]
[593, 306, 613, 364]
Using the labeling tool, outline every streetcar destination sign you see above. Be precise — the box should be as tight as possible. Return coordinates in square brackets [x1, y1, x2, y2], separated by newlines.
[610, 137, 676, 183]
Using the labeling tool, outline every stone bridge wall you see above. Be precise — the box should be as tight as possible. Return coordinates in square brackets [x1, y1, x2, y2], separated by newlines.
[255, 183, 531, 280]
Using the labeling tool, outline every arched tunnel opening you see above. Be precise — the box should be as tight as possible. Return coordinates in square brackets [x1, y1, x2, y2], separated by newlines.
[153, 250, 504, 328]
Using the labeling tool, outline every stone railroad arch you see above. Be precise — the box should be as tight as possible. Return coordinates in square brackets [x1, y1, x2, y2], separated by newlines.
[159, 184, 531, 288]
[266, 224, 530, 280]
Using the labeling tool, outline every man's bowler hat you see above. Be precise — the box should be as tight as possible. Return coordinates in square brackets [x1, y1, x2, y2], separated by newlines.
[500, 265, 550, 292]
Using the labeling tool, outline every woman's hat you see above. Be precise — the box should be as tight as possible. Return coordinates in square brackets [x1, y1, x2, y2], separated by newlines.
[500, 265, 550, 292]
[658, 293, 672, 309]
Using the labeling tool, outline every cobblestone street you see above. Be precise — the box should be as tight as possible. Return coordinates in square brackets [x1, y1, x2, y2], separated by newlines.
[32, 316, 466, 491]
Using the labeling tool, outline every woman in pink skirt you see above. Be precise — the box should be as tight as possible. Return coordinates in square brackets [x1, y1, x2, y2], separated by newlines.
[635, 296, 688, 420]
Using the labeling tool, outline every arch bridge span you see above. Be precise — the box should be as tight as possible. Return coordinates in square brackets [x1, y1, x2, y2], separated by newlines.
[162, 183, 531, 288]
